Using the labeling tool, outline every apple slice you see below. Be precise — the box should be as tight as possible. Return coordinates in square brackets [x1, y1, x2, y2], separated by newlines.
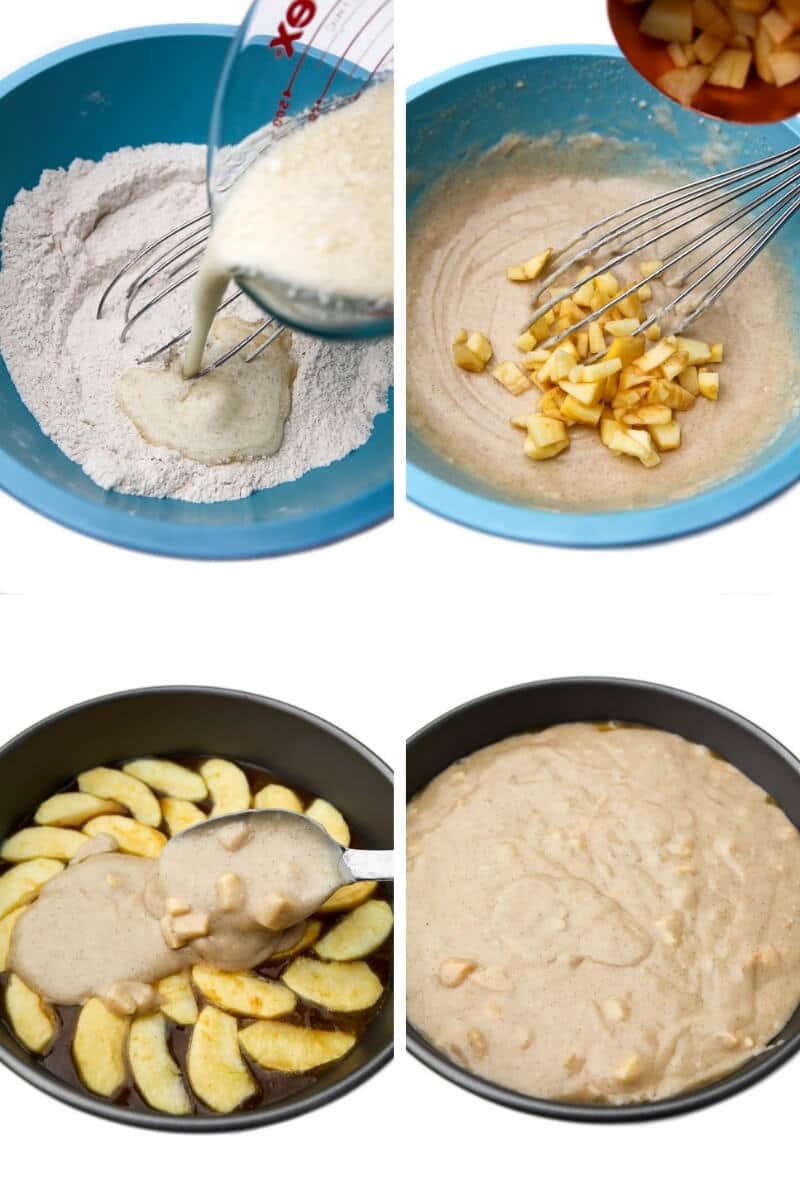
[240, 1021, 355, 1073]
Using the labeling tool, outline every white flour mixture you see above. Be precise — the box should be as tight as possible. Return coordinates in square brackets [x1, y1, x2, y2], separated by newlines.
[0, 143, 392, 503]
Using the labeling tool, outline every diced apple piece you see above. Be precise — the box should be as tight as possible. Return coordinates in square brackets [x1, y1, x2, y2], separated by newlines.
[620, 367, 652, 390]
[605, 335, 646, 366]
[452, 342, 485, 371]
[755, 25, 777, 80]
[516, 331, 536, 352]
[694, 30, 725, 61]
[662, 349, 690, 380]
[595, 271, 620, 298]
[530, 315, 553, 342]
[616, 293, 644, 320]
[729, 8, 758, 37]
[492, 360, 532, 396]
[573, 278, 596, 308]
[622, 403, 674, 425]
[568, 357, 622, 383]
[523, 415, 570, 459]
[507, 265, 527, 282]
[657, 64, 710, 103]
[710, 342, 724, 362]
[668, 40, 692, 65]
[666, 381, 697, 410]
[467, 332, 493, 364]
[614, 388, 648, 411]
[523, 249, 552, 280]
[708, 47, 752, 86]
[675, 335, 713, 363]
[605, 318, 640, 336]
[640, 0, 694, 43]
[600, 418, 659, 466]
[694, 0, 735, 40]
[762, 7, 795, 42]
[678, 364, 700, 394]
[560, 379, 604, 405]
[768, 47, 800, 80]
[652, 420, 683, 450]
[588, 321, 607, 355]
[559, 396, 604, 426]
[627, 428, 662, 467]
[538, 388, 567, 419]
[698, 369, 720, 398]
[537, 347, 577, 386]
[634, 338, 677, 372]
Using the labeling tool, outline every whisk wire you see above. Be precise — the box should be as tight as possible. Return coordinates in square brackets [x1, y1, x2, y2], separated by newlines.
[531, 147, 800, 353]
[97, 212, 285, 373]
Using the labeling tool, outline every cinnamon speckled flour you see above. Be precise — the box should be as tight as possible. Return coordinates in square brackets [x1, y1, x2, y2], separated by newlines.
[0, 144, 391, 503]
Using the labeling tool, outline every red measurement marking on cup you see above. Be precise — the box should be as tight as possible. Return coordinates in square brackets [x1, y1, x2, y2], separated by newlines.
[270, 1, 317, 59]
[271, 0, 341, 125]
[308, 0, 390, 120]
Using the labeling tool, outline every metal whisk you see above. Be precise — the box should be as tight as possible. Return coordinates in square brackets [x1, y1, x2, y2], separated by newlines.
[530, 143, 800, 353]
[96, 212, 286, 377]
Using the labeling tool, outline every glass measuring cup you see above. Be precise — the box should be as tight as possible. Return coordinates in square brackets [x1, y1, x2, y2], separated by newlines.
[207, 0, 394, 339]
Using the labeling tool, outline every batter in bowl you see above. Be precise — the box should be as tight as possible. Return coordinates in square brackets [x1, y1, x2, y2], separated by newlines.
[407, 139, 799, 509]
[407, 724, 800, 1104]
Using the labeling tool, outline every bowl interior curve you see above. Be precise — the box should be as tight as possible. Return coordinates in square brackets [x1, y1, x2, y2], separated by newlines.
[0, 28, 393, 558]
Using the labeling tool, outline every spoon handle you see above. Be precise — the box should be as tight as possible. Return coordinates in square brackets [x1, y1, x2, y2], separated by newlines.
[342, 849, 393, 882]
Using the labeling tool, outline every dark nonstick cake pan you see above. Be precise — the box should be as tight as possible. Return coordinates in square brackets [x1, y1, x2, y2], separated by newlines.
[406, 676, 800, 1122]
[0, 686, 393, 1131]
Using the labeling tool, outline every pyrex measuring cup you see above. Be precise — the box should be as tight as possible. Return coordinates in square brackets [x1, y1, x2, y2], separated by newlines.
[207, 0, 394, 339]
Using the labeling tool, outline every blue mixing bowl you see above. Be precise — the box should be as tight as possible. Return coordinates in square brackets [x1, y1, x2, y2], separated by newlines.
[407, 46, 800, 547]
[0, 26, 393, 558]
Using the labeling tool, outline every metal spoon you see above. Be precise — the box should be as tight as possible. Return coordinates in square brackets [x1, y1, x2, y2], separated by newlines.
[169, 806, 393, 893]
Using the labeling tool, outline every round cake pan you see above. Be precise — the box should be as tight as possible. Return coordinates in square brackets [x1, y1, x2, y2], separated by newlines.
[406, 676, 800, 1121]
[0, 686, 393, 1131]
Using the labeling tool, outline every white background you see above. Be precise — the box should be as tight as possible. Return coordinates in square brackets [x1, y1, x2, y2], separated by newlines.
[0, 2, 798, 1199]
